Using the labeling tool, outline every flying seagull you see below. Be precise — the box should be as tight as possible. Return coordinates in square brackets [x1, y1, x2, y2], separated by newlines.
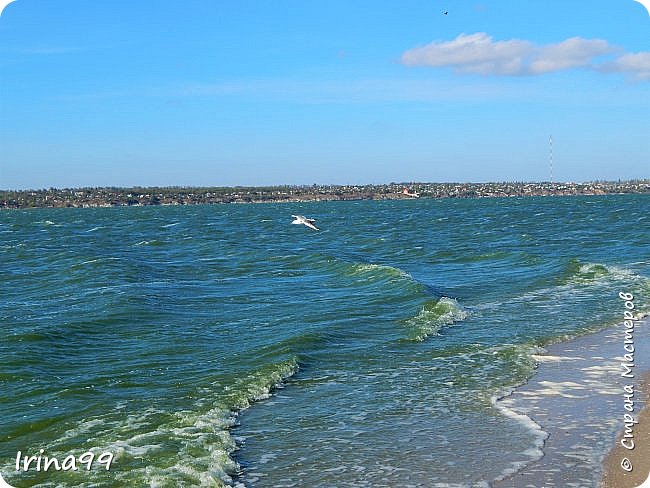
[291, 215, 319, 231]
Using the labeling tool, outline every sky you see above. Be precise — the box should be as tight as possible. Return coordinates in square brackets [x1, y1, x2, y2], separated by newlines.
[0, 0, 649, 189]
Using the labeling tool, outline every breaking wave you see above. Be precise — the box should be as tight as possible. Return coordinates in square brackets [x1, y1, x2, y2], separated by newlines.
[402, 297, 468, 342]
[345, 263, 412, 280]
[558, 259, 638, 286]
[324, 257, 469, 341]
[5, 359, 300, 488]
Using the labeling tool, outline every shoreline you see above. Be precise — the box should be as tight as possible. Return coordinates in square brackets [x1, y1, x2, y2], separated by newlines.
[494, 317, 650, 487]
[601, 371, 650, 488]
[1, 181, 648, 209]
[1, 191, 647, 211]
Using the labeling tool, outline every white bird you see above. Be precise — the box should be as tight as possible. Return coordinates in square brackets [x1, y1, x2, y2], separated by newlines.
[291, 215, 319, 231]
[634, 0, 650, 16]
[0, 0, 17, 18]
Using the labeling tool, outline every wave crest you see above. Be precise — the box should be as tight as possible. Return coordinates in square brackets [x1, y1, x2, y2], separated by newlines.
[32, 358, 300, 488]
[402, 297, 468, 342]
[559, 259, 634, 285]
[346, 262, 412, 281]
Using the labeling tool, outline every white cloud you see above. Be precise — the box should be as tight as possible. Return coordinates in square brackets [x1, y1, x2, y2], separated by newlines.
[600, 52, 650, 80]
[401, 33, 650, 81]
[529, 37, 612, 74]
[401, 33, 533, 76]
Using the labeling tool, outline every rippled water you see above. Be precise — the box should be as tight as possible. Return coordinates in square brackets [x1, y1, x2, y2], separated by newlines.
[1, 195, 649, 487]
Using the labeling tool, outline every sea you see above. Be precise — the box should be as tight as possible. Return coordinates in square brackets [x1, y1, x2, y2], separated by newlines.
[1, 194, 649, 488]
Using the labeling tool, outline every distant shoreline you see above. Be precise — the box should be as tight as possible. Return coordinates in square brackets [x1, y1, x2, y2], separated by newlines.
[1, 180, 648, 209]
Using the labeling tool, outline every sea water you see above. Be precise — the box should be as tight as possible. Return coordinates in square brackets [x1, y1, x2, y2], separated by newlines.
[1, 195, 649, 487]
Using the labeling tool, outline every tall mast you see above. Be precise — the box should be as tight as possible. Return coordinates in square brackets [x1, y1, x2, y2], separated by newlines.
[549, 135, 553, 184]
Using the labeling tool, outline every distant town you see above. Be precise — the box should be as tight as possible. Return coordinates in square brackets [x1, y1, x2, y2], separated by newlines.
[1, 180, 648, 209]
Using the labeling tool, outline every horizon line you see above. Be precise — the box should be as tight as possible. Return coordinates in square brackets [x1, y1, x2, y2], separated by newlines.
[2, 179, 649, 192]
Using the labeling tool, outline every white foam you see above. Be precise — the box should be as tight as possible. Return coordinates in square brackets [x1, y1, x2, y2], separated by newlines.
[492, 390, 548, 483]
[477, 262, 650, 316]
[532, 354, 584, 363]
[349, 262, 412, 280]
[405, 297, 469, 341]
[99, 361, 300, 486]
[59, 418, 106, 440]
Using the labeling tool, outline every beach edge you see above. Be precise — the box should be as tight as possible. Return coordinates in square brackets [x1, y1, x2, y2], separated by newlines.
[600, 371, 650, 488]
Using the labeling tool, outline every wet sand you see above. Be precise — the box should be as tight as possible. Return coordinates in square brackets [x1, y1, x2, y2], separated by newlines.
[600, 372, 650, 488]
[494, 318, 650, 488]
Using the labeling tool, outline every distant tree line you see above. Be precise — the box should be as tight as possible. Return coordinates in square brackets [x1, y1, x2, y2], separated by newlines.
[1, 180, 648, 209]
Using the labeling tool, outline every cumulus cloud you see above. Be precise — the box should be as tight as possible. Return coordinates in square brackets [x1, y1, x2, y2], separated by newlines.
[401, 33, 533, 75]
[401, 32, 650, 81]
[529, 37, 612, 74]
[600, 52, 650, 80]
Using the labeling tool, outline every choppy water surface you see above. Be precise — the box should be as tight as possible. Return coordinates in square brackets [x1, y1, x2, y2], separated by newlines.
[1, 195, 649, 487]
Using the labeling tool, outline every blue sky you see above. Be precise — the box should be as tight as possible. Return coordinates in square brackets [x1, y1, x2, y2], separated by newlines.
[0, 0, 649, 189]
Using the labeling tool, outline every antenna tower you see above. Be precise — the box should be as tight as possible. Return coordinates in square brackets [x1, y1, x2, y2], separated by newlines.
[549, 135, 553, 184]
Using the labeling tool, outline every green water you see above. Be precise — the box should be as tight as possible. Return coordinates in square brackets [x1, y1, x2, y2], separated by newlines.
[1, 195, 648, 487]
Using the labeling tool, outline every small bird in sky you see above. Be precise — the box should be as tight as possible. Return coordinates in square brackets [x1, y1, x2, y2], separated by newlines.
[0, 0, 17, 18]
[443, 10, 448, 15]
[291, 215, 319, 231]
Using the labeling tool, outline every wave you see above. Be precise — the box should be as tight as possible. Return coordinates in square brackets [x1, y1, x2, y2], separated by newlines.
[69, 257, 122, 269]
[402, 297, 468, 342]
[133, 240, 164, 246]
[152, 357, 299, 486]
[477, 259, 650, 321]
[6, 359, 300, 488]
[321, 257, 470, 342]
[224, 357, 299, 409]
[490, 389, 548, 483]
[345, 263, 411, 280]
[258, 331, 328, 360]
[452, 250, 513, 264]
[557, 258, 637, 285]
[323, 257, 423, 296]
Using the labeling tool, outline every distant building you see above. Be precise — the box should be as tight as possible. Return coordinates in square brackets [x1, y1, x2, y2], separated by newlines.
[402, 187, 420, 198]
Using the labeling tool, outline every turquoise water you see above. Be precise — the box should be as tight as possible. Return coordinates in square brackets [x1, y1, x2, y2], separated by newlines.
[1, 195, 649, 487]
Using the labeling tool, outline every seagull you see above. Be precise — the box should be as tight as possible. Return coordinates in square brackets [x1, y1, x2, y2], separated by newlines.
[291, 215, 319, 231]
[443, 10, 448, 15]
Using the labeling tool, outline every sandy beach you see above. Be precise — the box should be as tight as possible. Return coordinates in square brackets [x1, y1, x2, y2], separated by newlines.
[601, 372, 650, 488]
[495, 318, 650, 487]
